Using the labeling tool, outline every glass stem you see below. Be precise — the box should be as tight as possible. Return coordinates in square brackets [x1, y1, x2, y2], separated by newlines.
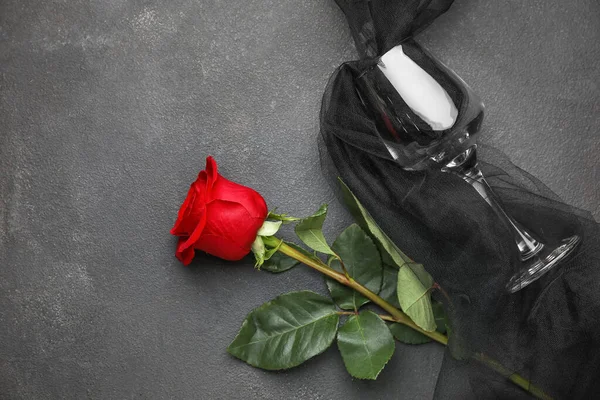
[443, 148, 544, 261]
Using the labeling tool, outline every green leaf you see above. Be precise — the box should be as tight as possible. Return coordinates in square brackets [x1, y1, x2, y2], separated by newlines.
[264, 246, 280, 261]
[257, 220, 282, 236]
[253, 236, 284, 267]
[338, 179, 436, 332]
[378, 264, 401, 309]
[325, 271, 369, 311]
[388, 301, 447, 344]
[397, 263, 436, 332]
[294, 204, 335, 256]
[389, 323, 432, 345]
[263, 237, 283, 262]
[432, 301, 447, 334]
[268, 211, 300, 223]
[251, 236, 266, 267]
[227, 291, 339, 370]
[337, 311, 395, 379]
[261, 245, 301, 273]
[325, 224, 382, 310]
[338, 179, 412, 268]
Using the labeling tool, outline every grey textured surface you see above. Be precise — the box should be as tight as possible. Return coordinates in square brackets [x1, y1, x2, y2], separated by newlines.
[0, 0, 598, 399]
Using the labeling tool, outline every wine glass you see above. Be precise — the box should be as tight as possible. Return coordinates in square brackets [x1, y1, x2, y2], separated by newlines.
[354, 39, 580, 293]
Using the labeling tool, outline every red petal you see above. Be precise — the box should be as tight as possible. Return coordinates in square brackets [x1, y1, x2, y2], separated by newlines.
[175, 237, 196, 265]
[175, 210, 207, 264]
[170, 186, 198, 235]
[194, 234, 249, 261]
[194, 200, 265, 260]
[209, 176, 268, 219]
[205, 156, 219, 192]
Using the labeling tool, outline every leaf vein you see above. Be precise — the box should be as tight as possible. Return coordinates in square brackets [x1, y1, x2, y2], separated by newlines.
[229, 312, 336, 350]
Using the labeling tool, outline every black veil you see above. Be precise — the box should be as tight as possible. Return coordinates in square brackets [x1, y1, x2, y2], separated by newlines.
[319, 1, 600, 398]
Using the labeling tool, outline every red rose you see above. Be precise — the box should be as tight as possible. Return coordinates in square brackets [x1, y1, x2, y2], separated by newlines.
[171, 156, 268, 265]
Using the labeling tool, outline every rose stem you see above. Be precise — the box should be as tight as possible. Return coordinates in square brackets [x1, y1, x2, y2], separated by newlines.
[265, 238, 552, 400]
[264, 238, 447, 344]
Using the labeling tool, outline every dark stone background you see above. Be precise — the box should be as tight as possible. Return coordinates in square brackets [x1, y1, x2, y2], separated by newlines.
[1, 0, 598, 398]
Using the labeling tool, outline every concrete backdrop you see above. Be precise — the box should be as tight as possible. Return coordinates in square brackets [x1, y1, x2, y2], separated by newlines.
[1, 0, 598, 398]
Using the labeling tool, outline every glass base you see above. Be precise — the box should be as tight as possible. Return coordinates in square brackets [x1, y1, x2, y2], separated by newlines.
[506, 235, 581, 293]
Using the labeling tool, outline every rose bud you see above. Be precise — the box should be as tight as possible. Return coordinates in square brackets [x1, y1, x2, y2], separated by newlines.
[171, 156, 268, 265]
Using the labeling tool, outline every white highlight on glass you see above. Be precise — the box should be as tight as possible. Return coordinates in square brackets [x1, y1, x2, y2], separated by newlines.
[378, 45, 458, 131]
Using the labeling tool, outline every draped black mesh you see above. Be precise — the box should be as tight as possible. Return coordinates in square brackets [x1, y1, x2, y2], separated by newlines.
[320, 1, 600, 398]
[335, 0, 455, 59]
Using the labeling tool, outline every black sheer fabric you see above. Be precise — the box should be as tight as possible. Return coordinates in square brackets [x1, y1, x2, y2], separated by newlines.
[320, 1, 600, 398]
[335, 0, 454, 59]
